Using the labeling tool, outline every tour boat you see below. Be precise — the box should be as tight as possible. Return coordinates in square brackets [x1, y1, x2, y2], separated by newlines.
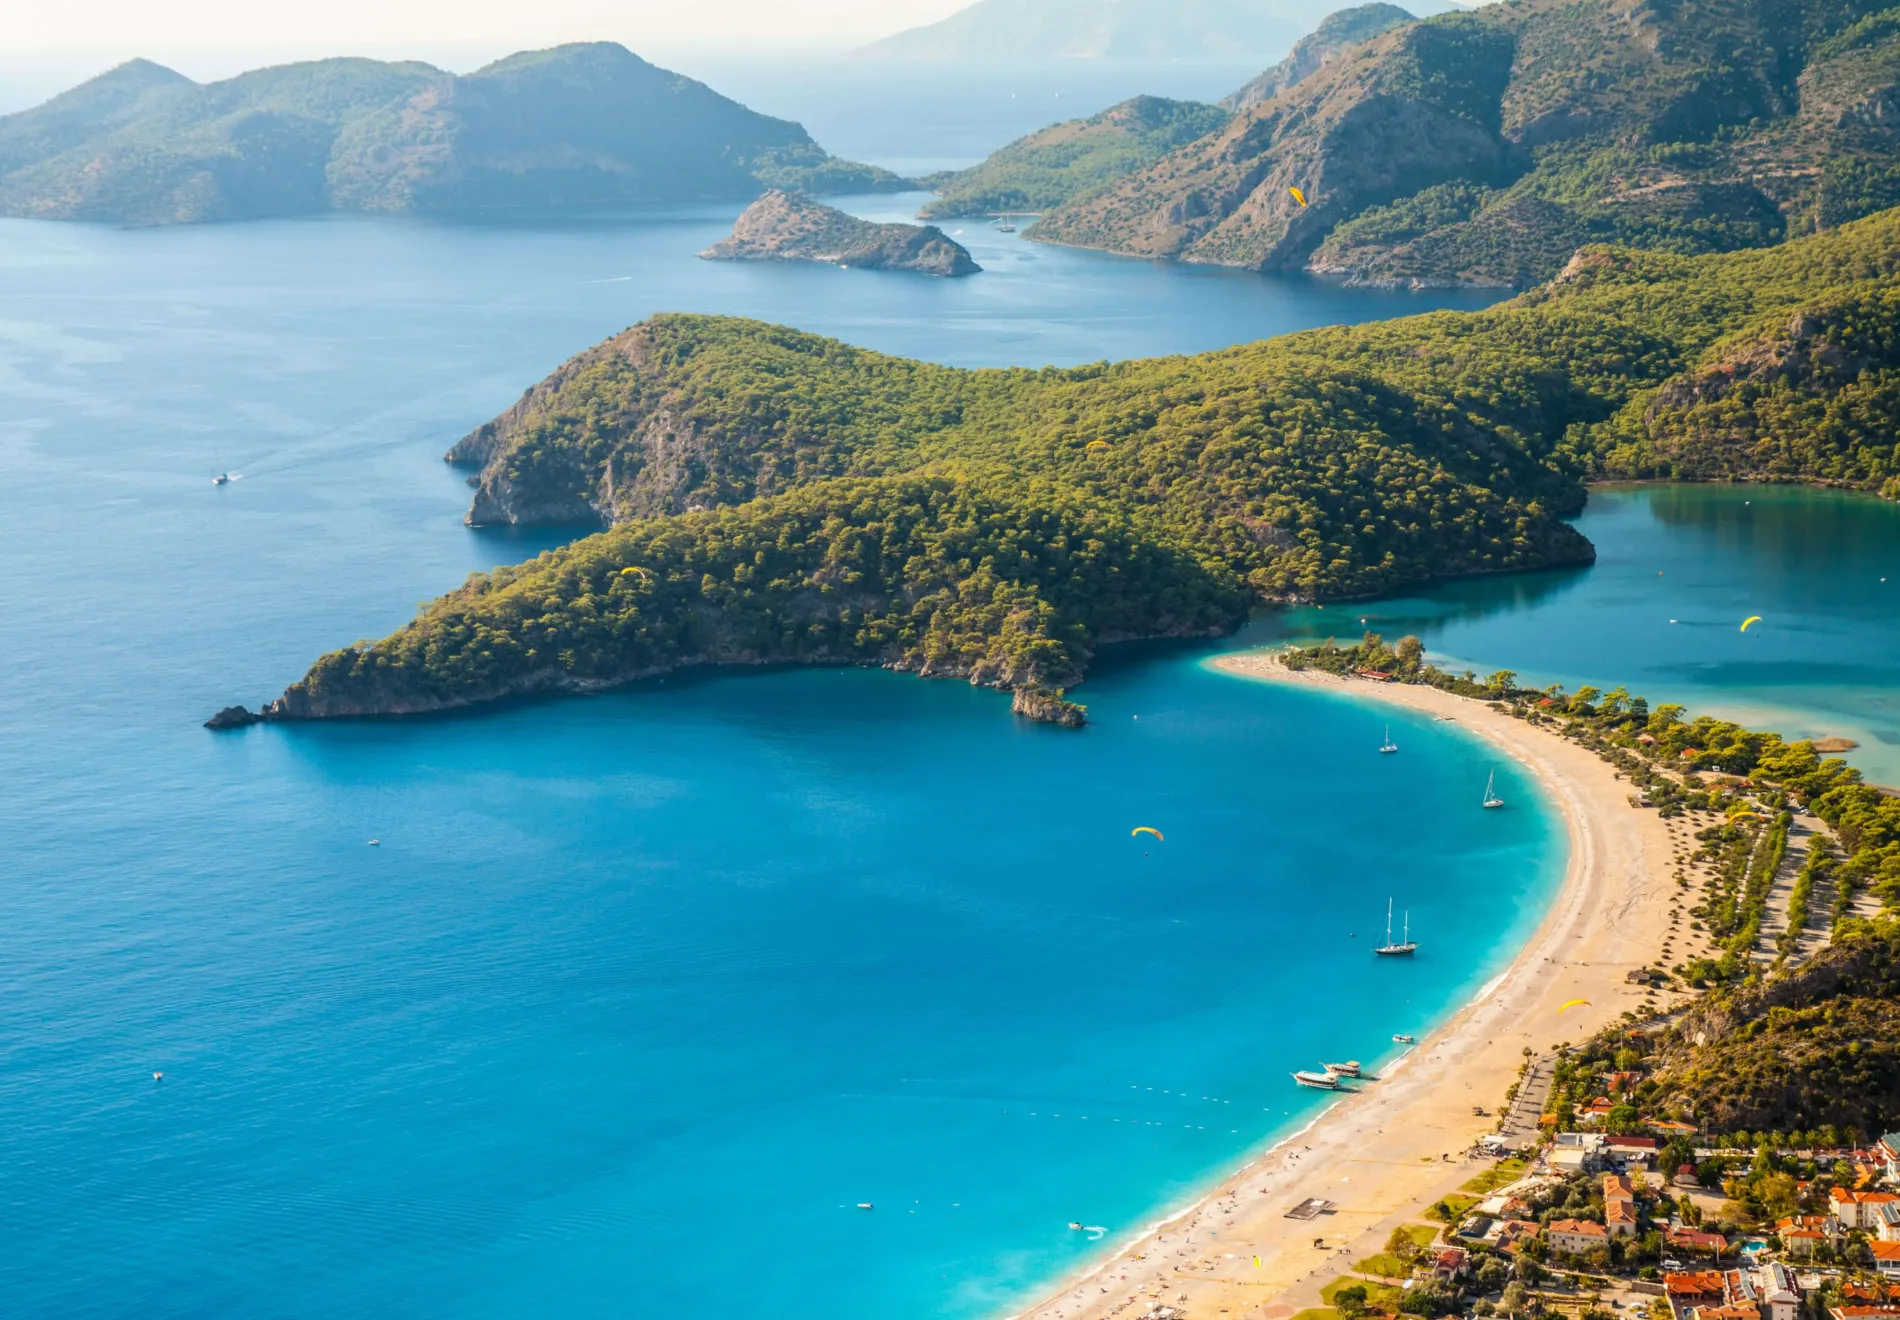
[1483, 770, 1505, 809]
[1323, 1060, 1361, 1077]
[857, 1202, 874, 1211]
[1292, 1069, 1341, 1090]
[1392, 1034, 1415, 1044]
[1374, 898, 1416, 956]
[1379, 725, 1398, 754]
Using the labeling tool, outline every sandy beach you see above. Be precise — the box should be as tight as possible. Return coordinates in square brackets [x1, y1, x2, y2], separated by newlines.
[1010, 650, 1682, 1320]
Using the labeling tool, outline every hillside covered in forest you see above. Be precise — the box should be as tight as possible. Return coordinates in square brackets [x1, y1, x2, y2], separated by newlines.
[1026, 0, 1900, 287]
[226, 210, 1900, 727]
[0, 43, 904, 225]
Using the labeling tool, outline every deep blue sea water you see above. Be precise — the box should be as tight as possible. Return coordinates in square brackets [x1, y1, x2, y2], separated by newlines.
[1, 204, 1893, 1319]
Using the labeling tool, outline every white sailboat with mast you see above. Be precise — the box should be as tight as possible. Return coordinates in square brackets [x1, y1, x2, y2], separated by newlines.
[1379, 725, 1398, 754]
[1482, 770, 1505, 809]
[1374, 898, 1416, 956]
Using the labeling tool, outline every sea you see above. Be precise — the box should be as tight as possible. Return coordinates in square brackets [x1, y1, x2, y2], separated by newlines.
[3, 55, 1898, 1320]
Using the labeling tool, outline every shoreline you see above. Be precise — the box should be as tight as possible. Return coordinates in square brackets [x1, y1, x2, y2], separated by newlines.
[1005, 649, 1678, 1320]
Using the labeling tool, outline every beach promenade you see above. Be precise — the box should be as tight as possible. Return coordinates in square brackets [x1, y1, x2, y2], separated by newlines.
[1010, 653, 1681, 1320]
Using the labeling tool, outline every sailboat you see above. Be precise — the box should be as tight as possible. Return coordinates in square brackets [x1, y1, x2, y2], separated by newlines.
[1482, 770, 1505, 809]
[1374, 898, 1416, 956]
[1379, 725, 1398, 754]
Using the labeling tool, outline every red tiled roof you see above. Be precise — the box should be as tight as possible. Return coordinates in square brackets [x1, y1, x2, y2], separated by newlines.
[1607, 1200, 1637, 1223]
[1666, 1272, 1728, 1297]
[1551, 1219, 1608, 1239]
[1871, 1242, 1900, 1262]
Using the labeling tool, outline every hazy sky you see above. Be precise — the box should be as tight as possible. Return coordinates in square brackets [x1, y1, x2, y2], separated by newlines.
[6, 0, 971, 49]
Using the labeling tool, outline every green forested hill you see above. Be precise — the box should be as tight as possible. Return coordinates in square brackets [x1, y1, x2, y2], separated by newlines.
[918, 96, 1230, 220]
[1029, 0, 1900, 287]
[0, 43, 905, 225]
[246, 211, 1900, 725]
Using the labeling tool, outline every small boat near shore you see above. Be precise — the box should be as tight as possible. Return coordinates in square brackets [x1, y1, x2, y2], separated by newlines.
[1322, 1060, 1361, 1077]
[1483, 770, 1505, 809]
[1392, 1034, 1414, 1044]
[1292, 1069, 1341, 1089]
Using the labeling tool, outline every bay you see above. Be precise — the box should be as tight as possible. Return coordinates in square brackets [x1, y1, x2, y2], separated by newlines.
[0, 209, 1535, 1318]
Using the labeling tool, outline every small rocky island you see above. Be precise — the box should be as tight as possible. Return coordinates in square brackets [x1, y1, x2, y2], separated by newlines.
[701, 190, 979, 276]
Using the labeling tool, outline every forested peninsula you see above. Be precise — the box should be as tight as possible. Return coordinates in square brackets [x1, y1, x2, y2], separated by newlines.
[219, 210, 1900, 728]
[1019, 0, 1900, 287]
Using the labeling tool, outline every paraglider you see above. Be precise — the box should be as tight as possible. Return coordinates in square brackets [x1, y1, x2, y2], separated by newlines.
[1741, 616, 1763, 631]
[1558, 999, 1591, 1014]
[1086, 440, 1113, 455]
[1131, 827, 1164, 842]
[1289, 186, 1309, 208]
[620, 566, 650, 577]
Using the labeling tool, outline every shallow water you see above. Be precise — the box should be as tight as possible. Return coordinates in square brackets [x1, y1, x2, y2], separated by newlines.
[1250, 483, 1900, 786]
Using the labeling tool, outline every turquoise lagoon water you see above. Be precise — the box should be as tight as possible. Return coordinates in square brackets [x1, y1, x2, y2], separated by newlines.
[0, 214, 1535, 1318]
[0, 207, 1887, 1319]
[1250, 484, 1900, 786]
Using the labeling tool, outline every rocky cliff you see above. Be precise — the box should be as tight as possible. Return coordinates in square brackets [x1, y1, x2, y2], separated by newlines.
[1030, 0, 1900, 286]
[1220, 2, 1417, 111]
[919, 96, 1230, 219]
[701, 190, 980, 275]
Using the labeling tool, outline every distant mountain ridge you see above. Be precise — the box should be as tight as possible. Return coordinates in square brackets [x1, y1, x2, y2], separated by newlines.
[854, 0, 1327, 60]
[0, 43, 906, 226]
[1025, 0, 1900, 286]
[1221, 2, 1417, 110]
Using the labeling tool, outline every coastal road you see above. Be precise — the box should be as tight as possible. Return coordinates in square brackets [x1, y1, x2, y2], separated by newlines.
[1499, 1054, 1553, 1150]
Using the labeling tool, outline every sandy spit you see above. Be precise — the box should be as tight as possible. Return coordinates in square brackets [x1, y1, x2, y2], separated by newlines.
[1007, 652, 1681, 1320]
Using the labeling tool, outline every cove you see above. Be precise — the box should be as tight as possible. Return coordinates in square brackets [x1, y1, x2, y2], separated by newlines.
[0, 210, 1536, 1318]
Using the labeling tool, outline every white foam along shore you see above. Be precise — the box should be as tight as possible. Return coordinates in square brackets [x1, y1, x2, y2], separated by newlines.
[1003, 649, 1680, 1320]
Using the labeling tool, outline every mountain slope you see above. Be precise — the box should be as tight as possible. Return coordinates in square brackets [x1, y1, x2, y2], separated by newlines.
[853, 0, 1326, 60]
[0, 43, 905, 225]
[1221, 3, 1418, 110]
[919, 96, 1230, 219]
[235, 208, 1900, 725]
[1031, 0, 1900, 285]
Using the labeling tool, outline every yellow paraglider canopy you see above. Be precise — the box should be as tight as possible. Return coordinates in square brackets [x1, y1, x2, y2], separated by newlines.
[620, 566, 651, 577]
[1741, 615, 1763, 631]
[1289, 186, 1309, 208]
[1131, 826, 1164, 842]
[1558, 998, 1591, 1013]
[1085, 440, 1113, 454]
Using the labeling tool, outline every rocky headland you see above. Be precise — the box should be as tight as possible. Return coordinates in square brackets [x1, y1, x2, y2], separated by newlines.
[700, 191, 979, 276]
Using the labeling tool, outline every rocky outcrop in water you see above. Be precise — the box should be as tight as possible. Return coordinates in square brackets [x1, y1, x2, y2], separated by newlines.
[1011, 687, 1088, 727]
[701, 191, 979, 276]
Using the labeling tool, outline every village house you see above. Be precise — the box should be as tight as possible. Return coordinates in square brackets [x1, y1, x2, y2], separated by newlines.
[1667, 1227, 1731, 1258]
[1777, 1214, 1836, 1257]
[1876, 1202, 1900, 1243]
[1485, 1220, 1543, 1255]
[1665, 1271, 1730, 1320]
[1872, 1241, 1900, 1279]
[1550, 1132, 1609, 1174]
[1611, 1135, 1661, 1169]
[1834, 1189, 1900, 1232]
[1879, 1134, 1900, 1183]
[1603, 1173, 1638, 1239]
[1828, 1308, 1900, 1320]
[1422, 1247, 1469, 1284]
[1577, 1097, 1618, 1125]
[1549, 1219, 1611, 1256]
[1760, 1261, 1802, 1320]
[1842, 1283, 1900, 1304]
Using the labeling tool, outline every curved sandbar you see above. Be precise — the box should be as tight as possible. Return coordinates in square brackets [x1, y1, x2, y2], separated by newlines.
[1007, 650, 1678, 1320]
